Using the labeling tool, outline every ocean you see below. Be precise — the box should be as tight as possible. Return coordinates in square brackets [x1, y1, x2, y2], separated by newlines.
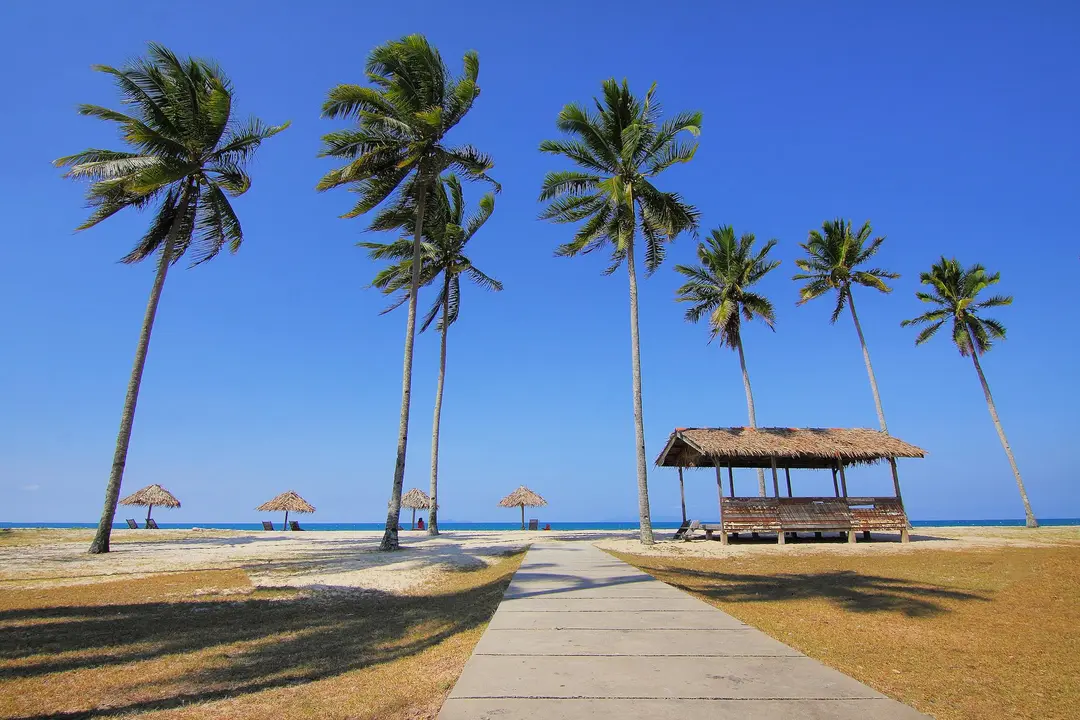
[2, 519, 1078, 531]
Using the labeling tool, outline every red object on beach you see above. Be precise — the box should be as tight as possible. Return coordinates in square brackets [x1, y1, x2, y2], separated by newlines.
[543, 523, 551, 531]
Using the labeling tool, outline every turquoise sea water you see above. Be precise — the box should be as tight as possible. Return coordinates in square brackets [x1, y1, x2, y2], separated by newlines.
[2, 519, 1078, 531]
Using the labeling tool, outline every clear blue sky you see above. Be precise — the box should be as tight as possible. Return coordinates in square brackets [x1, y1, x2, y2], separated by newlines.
[2, 1, 1078, 524]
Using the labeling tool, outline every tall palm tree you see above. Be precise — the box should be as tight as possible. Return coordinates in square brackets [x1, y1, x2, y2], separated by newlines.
[901, 258, 1037, 527]
[317, 35, 497, 551]
[793, 219, 900, 430]
[538, 79, 701, 544]
[360, 174, 502, 536]
[675, 227, 780, 496]
[54, 43, 288, 554]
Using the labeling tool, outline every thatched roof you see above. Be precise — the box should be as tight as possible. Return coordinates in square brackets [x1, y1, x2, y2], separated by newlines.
[119, 484, 180, 508]
[256, 490, 315, 514]
[498, 486, 548, 508]
[656, 427, 927, 469]
[401, 488, 430, 510]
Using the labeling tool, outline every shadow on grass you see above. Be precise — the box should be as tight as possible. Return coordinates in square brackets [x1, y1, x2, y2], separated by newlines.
[629, 563, 989, 618]
[0, 564, 516, 719]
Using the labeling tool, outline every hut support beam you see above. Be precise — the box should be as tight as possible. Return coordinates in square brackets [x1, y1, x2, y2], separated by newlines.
[678, 467, 687, 524]
[411, 507, 417, 530]
[520, 505, 525, 531]
[284, 510, 290, 530]
[831, 468, 839, 497]
[785, 467, 792, 497]
[889, 458, 904, 503]
[714, 463, 724, 522]
[727, 463, 734, 498]
[770, 458, 780, 498]
[838, 461, 849, 498]
[146, 504, 153, 523]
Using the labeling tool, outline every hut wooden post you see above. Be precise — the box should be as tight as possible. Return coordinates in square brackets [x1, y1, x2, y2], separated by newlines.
[831, 467, 840, 497]
[678, 468, 687, 523]
[889, 458, 904, 503]
[785, 467, 792, 497]
[284, 510, 290, 530]
[838, 460, 849, 498]
[770, 458, 780, 497]
[727, 463, 734, 498]
[714, 462, 724, 521]
[146, 504, 153, 524]
[520, 505, 525, 530]
[411, 507, 417, 530]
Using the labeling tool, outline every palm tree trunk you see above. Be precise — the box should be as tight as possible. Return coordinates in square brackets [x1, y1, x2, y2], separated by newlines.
[88, 188, 192, 554]
[847, 292, 888, 432]
[967, 330, 1038, 528]
[380, 177, 430, 551]
[428, 273, 450, 536]
[736, 336, 767, 496]
[625, 237, 654, 544]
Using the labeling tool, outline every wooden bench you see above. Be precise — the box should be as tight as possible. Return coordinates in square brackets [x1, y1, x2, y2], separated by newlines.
[717, 498, 781, 544]
[778, 498, 853, 543]
[847, 497, 910, 542]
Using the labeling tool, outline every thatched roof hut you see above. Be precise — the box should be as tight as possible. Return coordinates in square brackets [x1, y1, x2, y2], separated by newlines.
[119, 484, 180, 524]
[656, 427, 926, 469]
[256, 491, 315, 530]
[401, 488, 430, 529]
[656, 427, 927, 514]
[498, 486, 547, 529]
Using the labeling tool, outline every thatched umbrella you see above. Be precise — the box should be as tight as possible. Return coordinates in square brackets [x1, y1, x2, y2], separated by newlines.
[401, 488, 430, 530]
[498, 486, 547, 530]
[119, 484, 180, 526]
[256, 490, 315, 530]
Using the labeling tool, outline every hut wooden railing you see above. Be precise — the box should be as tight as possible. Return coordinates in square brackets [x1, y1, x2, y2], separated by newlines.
[703, 496, 910, 544]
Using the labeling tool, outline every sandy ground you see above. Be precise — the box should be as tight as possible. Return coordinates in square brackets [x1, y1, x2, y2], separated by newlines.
[1, 526, 1076, 594]
[595, 525, 1080, 558]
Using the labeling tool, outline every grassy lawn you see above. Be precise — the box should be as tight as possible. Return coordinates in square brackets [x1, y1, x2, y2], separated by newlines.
[611, 544, 1079, 720]
[0, 549, 525, 719]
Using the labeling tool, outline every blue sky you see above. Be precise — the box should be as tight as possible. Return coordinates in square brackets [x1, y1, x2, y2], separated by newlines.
[1, 1, 1078, 524]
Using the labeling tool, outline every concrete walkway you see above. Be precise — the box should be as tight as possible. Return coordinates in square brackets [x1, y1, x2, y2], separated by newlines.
[439, 541, 930, 719]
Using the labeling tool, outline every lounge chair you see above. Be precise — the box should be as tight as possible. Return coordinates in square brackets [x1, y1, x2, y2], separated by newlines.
[528, 518, 539, 531]
[125, 519, 139, 529]
[145, 518, 159, 529]
[672, 520, 691, 540]
[289, 520, 304, 531]
[262, 521, 275, 531]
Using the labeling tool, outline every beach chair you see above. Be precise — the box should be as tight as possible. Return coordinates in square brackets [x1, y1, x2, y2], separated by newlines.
[289, 520, 304, 531]
[262, 521, 275, 531]
[672, 520, 691, 540]
[145, 518, 159, 529]
[528, 518, 539, 531]
[125, 519, 139, 529]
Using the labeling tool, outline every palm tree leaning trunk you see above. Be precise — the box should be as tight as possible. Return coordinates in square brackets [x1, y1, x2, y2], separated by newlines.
[735, 337, 767, 496]
[967, 328, 1037, 528]
[382, 179, 429, 550]
[428, 272, 450, 535]
[89, 185, 192, 554]
[625, 235, 653, 543]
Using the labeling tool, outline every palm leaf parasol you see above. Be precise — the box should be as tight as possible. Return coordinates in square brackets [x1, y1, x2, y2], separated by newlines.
[119, 484, 180, 526]
[401, 488, 430, 530]
[256, 490, 315, 530]
[498, 485, 547, 529]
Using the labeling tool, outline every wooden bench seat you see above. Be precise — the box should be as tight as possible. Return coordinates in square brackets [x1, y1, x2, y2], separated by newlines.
[778, 497, 852, 531]
[713, 496, 910, 544]
[847, 497, 910, 541]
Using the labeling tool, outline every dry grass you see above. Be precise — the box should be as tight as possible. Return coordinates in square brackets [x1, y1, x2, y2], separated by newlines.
[611, 545, 1080, 720]
[0, 548, 525, 719]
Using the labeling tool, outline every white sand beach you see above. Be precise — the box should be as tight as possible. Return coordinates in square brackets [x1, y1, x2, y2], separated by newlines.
[2, 526, 1076, 594]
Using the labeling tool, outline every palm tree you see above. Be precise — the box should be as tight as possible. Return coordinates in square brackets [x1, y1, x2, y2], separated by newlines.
[675, 227, 780, 496]
[793, 219, 900, 430]
[54, 43, 288, 554]
[901, 258, 1037, 528]
[360, 174, 502, 536]
[317, 35, 497, 551]
[538, 79, 701, 544]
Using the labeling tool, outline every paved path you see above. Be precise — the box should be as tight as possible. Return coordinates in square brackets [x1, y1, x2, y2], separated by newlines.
[439, 541, 930, 719]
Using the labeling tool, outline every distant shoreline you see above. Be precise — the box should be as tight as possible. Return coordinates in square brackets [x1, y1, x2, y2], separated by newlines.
[3, 519, 1078, 531]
